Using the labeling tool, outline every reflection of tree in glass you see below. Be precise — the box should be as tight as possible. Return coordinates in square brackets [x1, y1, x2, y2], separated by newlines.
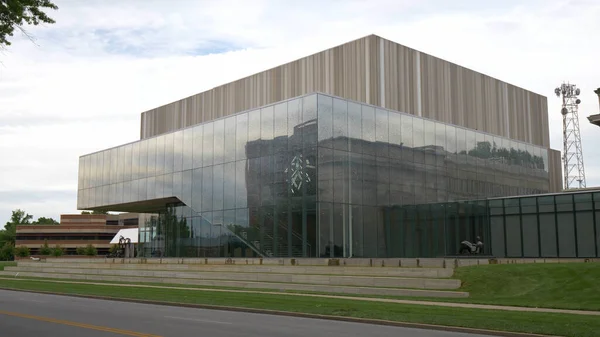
[462, 141, 544, 170]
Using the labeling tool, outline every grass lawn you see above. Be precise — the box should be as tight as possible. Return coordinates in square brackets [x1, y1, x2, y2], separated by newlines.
[0, 262, 16, 271]
[0, 277, 598, 337]
[449, 263, 600, 311]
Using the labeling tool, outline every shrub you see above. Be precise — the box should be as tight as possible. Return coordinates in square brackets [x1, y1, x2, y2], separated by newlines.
[76, 246, 86, 255]
[0, 243, 14, 261]
[84, 244, 97, 256]
[51, 245, 64, 257]
[109, 244, 119, 255]
[39, 239, 52, 255]
[15, 246, 30, 257]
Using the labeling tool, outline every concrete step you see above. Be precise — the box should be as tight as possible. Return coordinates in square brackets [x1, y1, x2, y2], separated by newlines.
[0, 271, 468, 298]
[5, 266, 460, 290]
[15, 262, 454, 278]
[33, 257, 453, 269]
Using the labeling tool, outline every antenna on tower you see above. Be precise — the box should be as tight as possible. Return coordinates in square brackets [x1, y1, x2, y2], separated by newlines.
[555, 82, 586, 189]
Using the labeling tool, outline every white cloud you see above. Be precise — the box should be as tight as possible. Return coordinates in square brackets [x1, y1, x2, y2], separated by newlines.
[0, 0, 599, 224]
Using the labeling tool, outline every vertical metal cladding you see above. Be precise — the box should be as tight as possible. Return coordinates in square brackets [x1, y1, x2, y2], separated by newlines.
[138, 35, 550, 149]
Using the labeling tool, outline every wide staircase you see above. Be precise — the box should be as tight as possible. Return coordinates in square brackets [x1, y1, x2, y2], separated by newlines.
[0, 258, 469, 298]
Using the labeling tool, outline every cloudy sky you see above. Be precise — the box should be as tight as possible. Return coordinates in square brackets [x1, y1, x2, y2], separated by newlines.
[0, 0, 599, 224]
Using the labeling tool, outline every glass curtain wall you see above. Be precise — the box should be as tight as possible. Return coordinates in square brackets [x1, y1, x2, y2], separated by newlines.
[489, 191, 600, 258]
[78, 93, 551, 258]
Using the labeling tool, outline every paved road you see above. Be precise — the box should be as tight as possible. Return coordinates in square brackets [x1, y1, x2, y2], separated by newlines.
[0, 289, 490, 337]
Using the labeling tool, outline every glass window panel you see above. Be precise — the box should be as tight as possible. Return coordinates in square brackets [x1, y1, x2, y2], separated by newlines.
[260, 105, 274, 157]
[465, 129, 476, 165]
[521, 214, 539, 257]
[400, 115, 413, 162]
[247, 109, 261, 158]
[505, 215, 522, 257]
[455, 127, 467, 165]
[349, 152, 363, 205]
[538, 195, 555, 212]
[362, 105, 376, 155]
[164, 133, 174, 174]
[183, 128, 194, 171]
[139, 178, 147, 201]
[202, 167, 213, 211]
[435, 122, 445, 149]
[155, 135, 165, 176]
[223, 162, 236, 210]
[332, 150, 349, 204]
[595, 193, 600, 209]
[173, 171, 183, 200]
[445, 125, 456, 154]
[375, 108, 389, 157]
[332, 204, 347, 257]
[89, 153, 97, 188]
[236, 113, 248, 161]
[576, 211, 596, 257]
[413, 118, 424, 164]
[362, 206, 378, 257]
[362, 154, 377, 206]
[138, 140, 148, 179]
[182, 170, 192, 207]
[542, 148, 549, 172]
[101, 151, 110, 187]
[203, 122, 214, 167]
[173, 131, 183, 173]
[302, 95, 318, 147]
[490, 216, 505, 257]
[123, 144, 133, 181]
[332, 98, 348, 152]
[574, 193, 593, 211]
[260, 156, 274, 206]
[520, 197, 537, 214]
[213, 119, 225, 165]
[318, 147, 334, 203]
[146, 138, 156, 178]
[235, 160, 248, 208]
[539, 213, 558, 257]
[348, 101, 362, 153]
[556, 194, 573, 211]
[351, 205, 363, 258]
[376, 156, 390, 206]
[224, 116, 236, 163]
[154, 174, 164, 199]
[317, 95, 333, 148]
[131, 142, 140, 181]
[319, 202, 332, 257]
[388, 112, 401, 159]
[274, 102, 288, 154]
[287, 99, 302, 152]
[163, 173, 173, 197]
[213, 164, 224, 211]
[557, 213, 576, 257]
[423, 120, 435, 148]
[191, 168, 203, 212]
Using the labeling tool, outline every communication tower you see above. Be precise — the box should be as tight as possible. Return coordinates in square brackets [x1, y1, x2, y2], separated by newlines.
[555, 83, 586, 189]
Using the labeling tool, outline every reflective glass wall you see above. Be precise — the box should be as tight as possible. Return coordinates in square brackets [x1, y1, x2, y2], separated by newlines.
[78, 93, 551, 258]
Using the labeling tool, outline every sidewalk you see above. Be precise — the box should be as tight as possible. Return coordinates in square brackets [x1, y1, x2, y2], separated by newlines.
[1, 276, 598, 317]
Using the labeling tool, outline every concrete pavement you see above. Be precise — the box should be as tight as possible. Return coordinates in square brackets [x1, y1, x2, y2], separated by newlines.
[0, 289, 491, 337]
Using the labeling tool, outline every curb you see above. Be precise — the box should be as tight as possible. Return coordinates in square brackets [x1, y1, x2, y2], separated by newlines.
[0, 287, 559, 337]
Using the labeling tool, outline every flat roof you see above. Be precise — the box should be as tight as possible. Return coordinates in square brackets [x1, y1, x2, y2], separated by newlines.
[588, 114, 600, 127]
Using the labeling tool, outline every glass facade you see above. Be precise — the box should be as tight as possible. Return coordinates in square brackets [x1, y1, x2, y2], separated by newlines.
[78, 93, 553, 258]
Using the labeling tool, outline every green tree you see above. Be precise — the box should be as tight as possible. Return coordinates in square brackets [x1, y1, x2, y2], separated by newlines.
[15, 245, 30, 257]
[39, 239, 52, 255]
[81, 210, 108, 215]
[51, 244, 63, 256]
[0, 0, 58, 48]
[0, 242, 14, 261]
[75, 246, 86, 255]
[33, 217, 59, 225]
[84, 244, 97, 256]
[0, 209, 33, 246]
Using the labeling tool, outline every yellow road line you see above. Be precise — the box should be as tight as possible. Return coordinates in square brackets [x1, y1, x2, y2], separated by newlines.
[0, 310, 162, 337]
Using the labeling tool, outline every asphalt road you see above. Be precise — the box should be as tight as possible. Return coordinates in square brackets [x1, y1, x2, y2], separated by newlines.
[0, 289, 491, 337]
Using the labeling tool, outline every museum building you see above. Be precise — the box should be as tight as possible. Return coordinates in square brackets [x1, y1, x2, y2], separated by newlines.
[77, 35, 600, 259]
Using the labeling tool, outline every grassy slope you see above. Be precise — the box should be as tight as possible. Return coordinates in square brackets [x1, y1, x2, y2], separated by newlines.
[452, 263, 600, 311]
[0, 278, 598, 337]
[0, 262, 16, 271]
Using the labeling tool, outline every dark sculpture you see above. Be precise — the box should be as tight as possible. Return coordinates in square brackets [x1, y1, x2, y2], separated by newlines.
[460, 236, 484, 255]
